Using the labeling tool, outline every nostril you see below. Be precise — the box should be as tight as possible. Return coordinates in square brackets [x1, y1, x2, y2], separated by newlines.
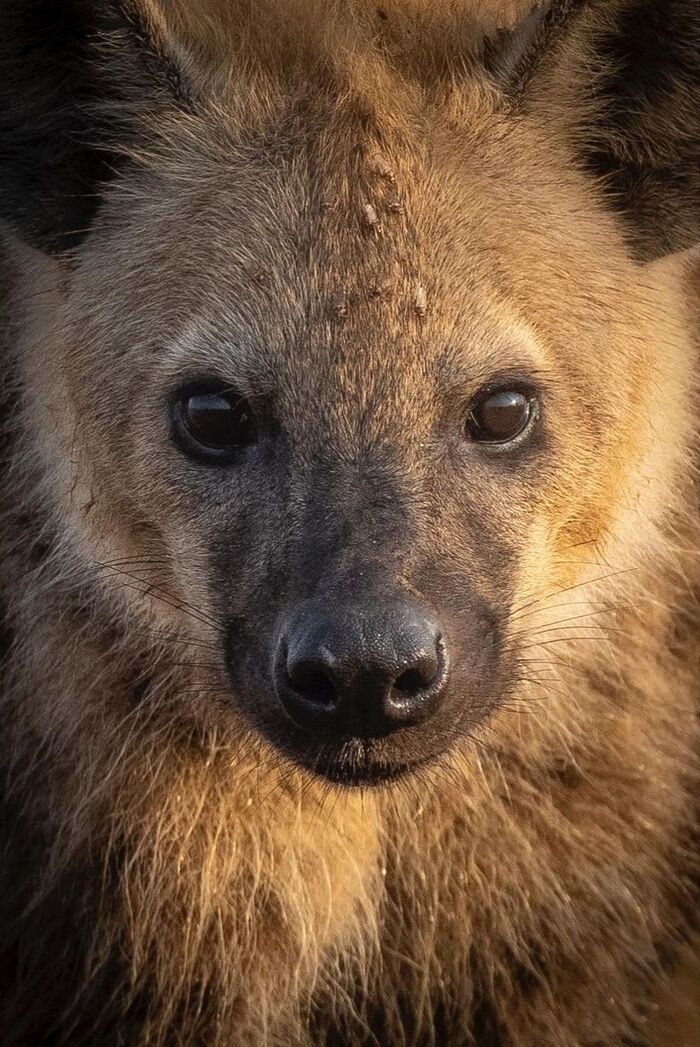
[394, 666, 431, 695]
[286, 662, 337, 707]
[393, 637, 444, 698]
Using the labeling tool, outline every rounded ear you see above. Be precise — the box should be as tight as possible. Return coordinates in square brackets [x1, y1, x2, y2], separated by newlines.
[503, 0, 700, 261]
[0, 0, 190, 254]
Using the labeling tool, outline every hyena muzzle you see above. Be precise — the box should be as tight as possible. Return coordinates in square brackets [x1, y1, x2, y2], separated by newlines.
[0, 1, 699, 1045]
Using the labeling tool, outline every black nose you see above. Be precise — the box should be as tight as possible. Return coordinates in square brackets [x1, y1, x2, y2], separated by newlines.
[273, 597, 449, 738]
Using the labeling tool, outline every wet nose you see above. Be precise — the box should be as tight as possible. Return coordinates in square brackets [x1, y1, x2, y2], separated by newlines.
[273, 598, 449, 738]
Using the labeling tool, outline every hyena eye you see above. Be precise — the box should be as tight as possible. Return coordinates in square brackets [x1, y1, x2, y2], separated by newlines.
[466, 388, 537, 444]
[172, 384, 258, 463]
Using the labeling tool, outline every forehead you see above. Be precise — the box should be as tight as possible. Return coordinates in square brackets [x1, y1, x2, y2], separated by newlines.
[98, 72, 627, 398]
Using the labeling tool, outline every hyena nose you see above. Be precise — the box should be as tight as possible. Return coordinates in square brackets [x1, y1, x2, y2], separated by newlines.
[273, 598, 449, 738]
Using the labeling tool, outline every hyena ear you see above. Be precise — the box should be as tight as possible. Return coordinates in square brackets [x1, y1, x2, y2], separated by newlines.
[0, 0, 190, 254]
[501, 0, 700, 261]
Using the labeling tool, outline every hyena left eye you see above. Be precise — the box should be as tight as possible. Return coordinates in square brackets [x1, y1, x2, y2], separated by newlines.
[171, 384, 258, 463]
[465, 388, 537, 444]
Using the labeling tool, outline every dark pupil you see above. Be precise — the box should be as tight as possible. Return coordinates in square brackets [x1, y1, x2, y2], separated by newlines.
[184, 393, 255, 448]
[473, 391, 530, 441]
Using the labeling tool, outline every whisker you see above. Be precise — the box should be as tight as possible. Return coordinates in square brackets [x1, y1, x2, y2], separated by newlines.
[506, 611, 617, 641]
[95, 562, 221, 635]
[515, 633, 622, 652]
[154, 636, 220, 652]
[507, 601, 615, 627]
[110, 578, 217, 630]
[507, 566, 637, 622]
[168, 661, 223, 670]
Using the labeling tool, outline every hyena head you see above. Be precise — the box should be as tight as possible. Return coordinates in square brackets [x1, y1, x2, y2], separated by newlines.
[1, 0, 698, 789]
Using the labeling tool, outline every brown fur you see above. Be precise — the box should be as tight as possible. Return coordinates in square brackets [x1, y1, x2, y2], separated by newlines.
[1, 2, 698, 1044]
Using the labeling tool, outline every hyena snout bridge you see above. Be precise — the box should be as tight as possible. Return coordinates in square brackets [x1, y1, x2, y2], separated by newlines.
[272, 594, 450, 740]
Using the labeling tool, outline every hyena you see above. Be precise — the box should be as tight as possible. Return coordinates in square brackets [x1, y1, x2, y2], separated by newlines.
[0, 1, 698, 1044]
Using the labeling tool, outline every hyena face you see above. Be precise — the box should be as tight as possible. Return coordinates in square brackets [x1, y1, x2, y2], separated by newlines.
[3, 1, 698, 784]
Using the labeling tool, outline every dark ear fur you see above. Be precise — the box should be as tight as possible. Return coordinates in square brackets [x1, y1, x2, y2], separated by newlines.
[0, 0, 187, 253]
[509, 0, 700, 260]
[584, 0, 700, 260]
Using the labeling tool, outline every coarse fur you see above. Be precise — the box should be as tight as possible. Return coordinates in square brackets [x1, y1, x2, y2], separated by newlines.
[0, 1, 699, 1044]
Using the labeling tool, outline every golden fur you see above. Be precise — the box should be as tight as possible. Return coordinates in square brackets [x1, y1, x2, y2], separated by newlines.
[1, 1, 698, 1043]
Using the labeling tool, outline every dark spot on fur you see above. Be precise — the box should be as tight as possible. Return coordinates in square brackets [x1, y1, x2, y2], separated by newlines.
[130, 674, 153, 706]
[469, 992, 506, 1046]
[329, 292, 349, 318]
[551, 757, 584, 789]
[0, 602, 13, 667]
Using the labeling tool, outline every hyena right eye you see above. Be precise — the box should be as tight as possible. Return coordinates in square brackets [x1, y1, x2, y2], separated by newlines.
[171, 383, 259, 464]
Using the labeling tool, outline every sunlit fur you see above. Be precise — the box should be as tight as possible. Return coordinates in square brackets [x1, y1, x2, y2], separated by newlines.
[1, 1, 699, 1044]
